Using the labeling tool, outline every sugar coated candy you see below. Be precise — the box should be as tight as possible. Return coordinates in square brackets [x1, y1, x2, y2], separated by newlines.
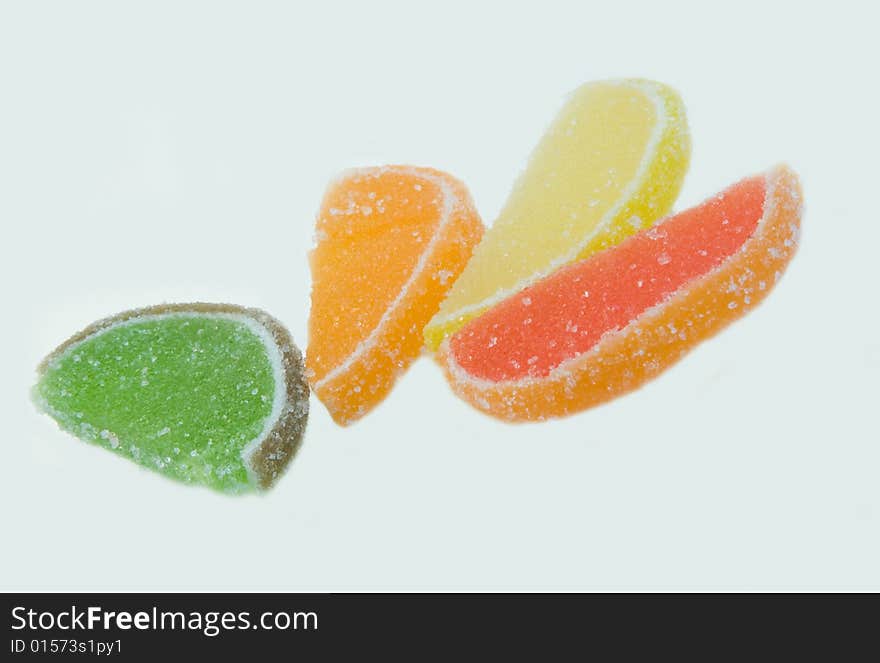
[424, 79, 691, 350]
[33, 303, 309, 492]
[307, 166, 483, 425]
[437, 165, 803, 422]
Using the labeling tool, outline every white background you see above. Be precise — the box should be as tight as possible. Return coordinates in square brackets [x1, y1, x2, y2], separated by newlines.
[1, 1, 877, 590]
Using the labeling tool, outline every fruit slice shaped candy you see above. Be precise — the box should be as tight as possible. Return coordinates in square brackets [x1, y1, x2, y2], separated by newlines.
[438, 165, 802, 422]
[424, 79, 691, 350]
[307, 166, 483, 425]
[33, 303, 309, 492]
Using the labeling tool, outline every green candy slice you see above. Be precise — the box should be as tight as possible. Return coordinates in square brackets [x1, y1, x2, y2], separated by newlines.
[33, 303, 309, 493]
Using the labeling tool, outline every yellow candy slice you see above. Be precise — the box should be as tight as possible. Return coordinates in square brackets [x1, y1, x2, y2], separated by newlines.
[424, 79, 691, 350]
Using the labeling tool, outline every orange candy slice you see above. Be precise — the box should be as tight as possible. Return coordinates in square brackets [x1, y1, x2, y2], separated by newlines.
[438, 165, 802, 422]
[307, 166, 483, 425]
